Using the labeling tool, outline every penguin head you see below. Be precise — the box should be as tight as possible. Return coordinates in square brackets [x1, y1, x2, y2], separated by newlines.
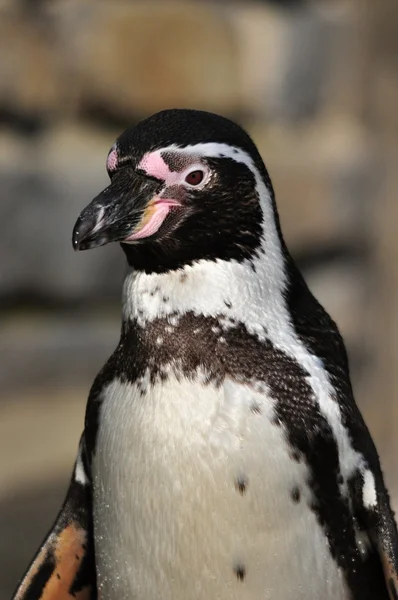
[72, 109, 280, 274]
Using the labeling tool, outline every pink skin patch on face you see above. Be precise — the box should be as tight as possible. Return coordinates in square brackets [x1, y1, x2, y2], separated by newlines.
[106, 148, 118, 172]
[138, 151, 182, 186]
[126, 199, 180, 241]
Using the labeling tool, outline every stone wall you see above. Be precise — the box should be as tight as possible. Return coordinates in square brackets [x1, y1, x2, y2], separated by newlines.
[1, 1, 397, 596]
[1, 0, 381, 383]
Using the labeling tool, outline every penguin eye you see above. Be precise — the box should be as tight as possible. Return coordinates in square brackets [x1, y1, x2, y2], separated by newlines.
[185, 170, 204, 186]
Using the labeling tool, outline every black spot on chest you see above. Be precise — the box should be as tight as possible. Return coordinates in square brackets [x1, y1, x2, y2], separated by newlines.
[291, 486, 301, 503]
[234, 564, 246, 581]
[250, 401, 262, 415]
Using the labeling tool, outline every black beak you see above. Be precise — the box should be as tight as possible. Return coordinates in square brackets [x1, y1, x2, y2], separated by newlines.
[72, 170, 162, 251]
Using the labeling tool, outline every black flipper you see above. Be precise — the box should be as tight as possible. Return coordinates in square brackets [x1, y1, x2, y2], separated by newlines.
[350, 462, 398, 600]
[12, 434, 97, 600]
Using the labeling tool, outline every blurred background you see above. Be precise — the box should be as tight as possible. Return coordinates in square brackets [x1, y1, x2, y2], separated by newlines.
[0, 0, 397, 596]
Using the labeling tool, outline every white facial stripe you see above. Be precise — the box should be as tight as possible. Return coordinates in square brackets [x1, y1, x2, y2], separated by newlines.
[156, 143, 256, 171]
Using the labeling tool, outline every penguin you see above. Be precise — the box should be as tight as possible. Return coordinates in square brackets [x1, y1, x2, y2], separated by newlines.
[13, 109, 398, 600]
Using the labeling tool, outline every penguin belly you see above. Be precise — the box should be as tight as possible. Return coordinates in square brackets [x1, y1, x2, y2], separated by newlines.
[92, 375, 349, 600]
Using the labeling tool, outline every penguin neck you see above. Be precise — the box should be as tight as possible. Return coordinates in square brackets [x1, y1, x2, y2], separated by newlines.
[121, 229, 300, 347]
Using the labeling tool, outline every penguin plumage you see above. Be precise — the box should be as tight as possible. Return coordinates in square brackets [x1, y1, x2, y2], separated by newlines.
[13, 109, 398, 600]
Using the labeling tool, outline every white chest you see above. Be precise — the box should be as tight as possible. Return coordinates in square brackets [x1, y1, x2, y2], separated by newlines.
[92, 374, 349, 600]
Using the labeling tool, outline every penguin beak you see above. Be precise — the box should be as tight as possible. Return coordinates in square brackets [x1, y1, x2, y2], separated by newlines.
[72, 170, 163, 251]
